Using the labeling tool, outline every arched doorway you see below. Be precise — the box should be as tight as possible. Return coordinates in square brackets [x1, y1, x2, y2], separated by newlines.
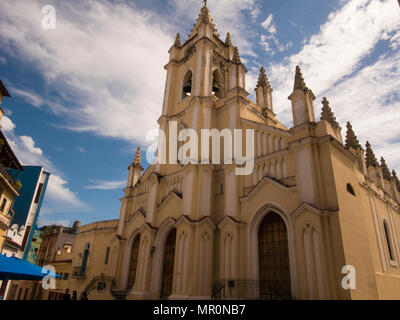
[127, 234, 141, 289]
[160, 228, 176, 299]
[258, 212, 291, 299]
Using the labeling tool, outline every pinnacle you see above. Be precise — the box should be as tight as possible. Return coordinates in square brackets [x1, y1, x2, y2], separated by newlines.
[174, 33, 181, 47]
[293, 65, 309, 92]
[392, 170, 400, 191]
[365, 141, 379, 168]
[380, 157, 392, 180]
[225, 32, 232, 46]
[320, 97, 339, 128]
[189, 3, 217, 37]
[233, 46, 241, 64]
[133, 146, 142, 168]
[345, 122, 361, 149]
[256, 66, 272, 90]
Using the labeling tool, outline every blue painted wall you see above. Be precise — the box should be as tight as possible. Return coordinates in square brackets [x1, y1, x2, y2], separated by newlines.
[9, 166, 50, 261]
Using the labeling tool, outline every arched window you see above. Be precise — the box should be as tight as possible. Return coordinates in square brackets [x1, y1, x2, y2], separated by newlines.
[182, 70, 192, 99]
[128, 235, 141, 289]
[346, 183, 355, 196]
[383, 220, 395, 261]
[212, 69, 223, 99]
[104, 246, 110, 265]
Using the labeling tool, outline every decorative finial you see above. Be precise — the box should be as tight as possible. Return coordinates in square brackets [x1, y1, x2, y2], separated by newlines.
[380, 157, 392, 180]
[345, 122, 361, 149]
[225, 32, 232, 46]
[133, 146, 142, 168]
[233, 46, 241, 64]
[174, 33, 181, 47]
[203, 0, 207, 6]
[365, 141, 379, 168]
[392, 170, 400, 191]
[293, 65, 308, 91]
[320, 97, 339, 128]
[256, 66, 272, 90]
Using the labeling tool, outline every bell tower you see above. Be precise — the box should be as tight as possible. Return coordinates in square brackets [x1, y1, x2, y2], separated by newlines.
[157, 3, 247, 170]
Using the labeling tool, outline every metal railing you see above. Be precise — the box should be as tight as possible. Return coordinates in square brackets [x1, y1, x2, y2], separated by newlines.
[72, 266, 86, 279]
[212, 279, 293, 300]
[81, 275, 128, 300]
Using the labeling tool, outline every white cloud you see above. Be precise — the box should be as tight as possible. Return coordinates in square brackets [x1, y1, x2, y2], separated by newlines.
[0, 0, 173, 144]
[264, 0, 400, 172]
[20, 136, 43, 155]
[9, 87, 44, 108]
[84, 179, 126, 190]
[262, 14, 276, 34]
[171, 0, 259, 57]
[46, 174, 87, 209]
[269, 0, 400, 116]
[0, 115, 88, 210]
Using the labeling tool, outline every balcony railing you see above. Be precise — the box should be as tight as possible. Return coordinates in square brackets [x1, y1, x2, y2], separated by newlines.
[212, 279, 293, 300]
[72, 266, 86, 279]
[0, 166, 21, 191]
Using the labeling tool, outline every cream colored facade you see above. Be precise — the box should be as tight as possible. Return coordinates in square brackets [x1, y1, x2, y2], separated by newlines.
[63, 5, 400, 300]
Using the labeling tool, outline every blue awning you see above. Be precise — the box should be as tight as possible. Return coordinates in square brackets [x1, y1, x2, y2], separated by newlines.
[0, 254, 63, 281]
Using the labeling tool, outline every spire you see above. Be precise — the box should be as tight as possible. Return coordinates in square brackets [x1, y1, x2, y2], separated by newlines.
[174, 33, 181, 47]
[189, 2, 217, 37]
[225, 32, 232, 46]
[380, 157, 391, 180]
[345, 122, 361, 149]
[365, 141, 379, 168]
[293, 65, 309, 92]
[256, 66, 272, 90]
[132, 146, 142, 168]
[233, 46, 241, 64]
[392, 170, 400, 191]
[320, 97, 339, 128]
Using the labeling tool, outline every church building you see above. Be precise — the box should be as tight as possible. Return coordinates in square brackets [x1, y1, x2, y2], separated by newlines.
[70, 4, 400, 300]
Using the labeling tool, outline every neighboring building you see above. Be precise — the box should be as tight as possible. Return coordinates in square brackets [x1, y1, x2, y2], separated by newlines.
[0, 79, 24, 301]
[24, 4, 400, 301]
[26, 228, 42, 264]
[0, 80, 23, 253]
[2, 166, 50, 259]
[68, 219, 119, 300]
[35, 222, 79, 300]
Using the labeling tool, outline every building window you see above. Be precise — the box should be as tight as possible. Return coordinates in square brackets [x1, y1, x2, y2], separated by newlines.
[64, 273, 69, 280]
[64, 244, 72, 254]
[383, 220, 395, 262]
[0, 198, 7, 212]
[182, 70, 192, 99]
[34, 183, 44, 204]
[212, 69, 223, 99]
[104, 246, 110, 265]
[346, 183, 355, 196]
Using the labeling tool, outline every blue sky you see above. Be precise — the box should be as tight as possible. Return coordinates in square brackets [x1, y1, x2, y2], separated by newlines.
[0, 0, 399, 227]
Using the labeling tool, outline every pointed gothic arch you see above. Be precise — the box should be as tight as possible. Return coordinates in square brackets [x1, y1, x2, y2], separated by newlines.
[160, 228, 177, 299]
[248, 203, 298, 299]
[258, 212, 291, 298]
[127, 234, 141, 289]
[181, 69, 193, 99]
[212, 68, 223, 99]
